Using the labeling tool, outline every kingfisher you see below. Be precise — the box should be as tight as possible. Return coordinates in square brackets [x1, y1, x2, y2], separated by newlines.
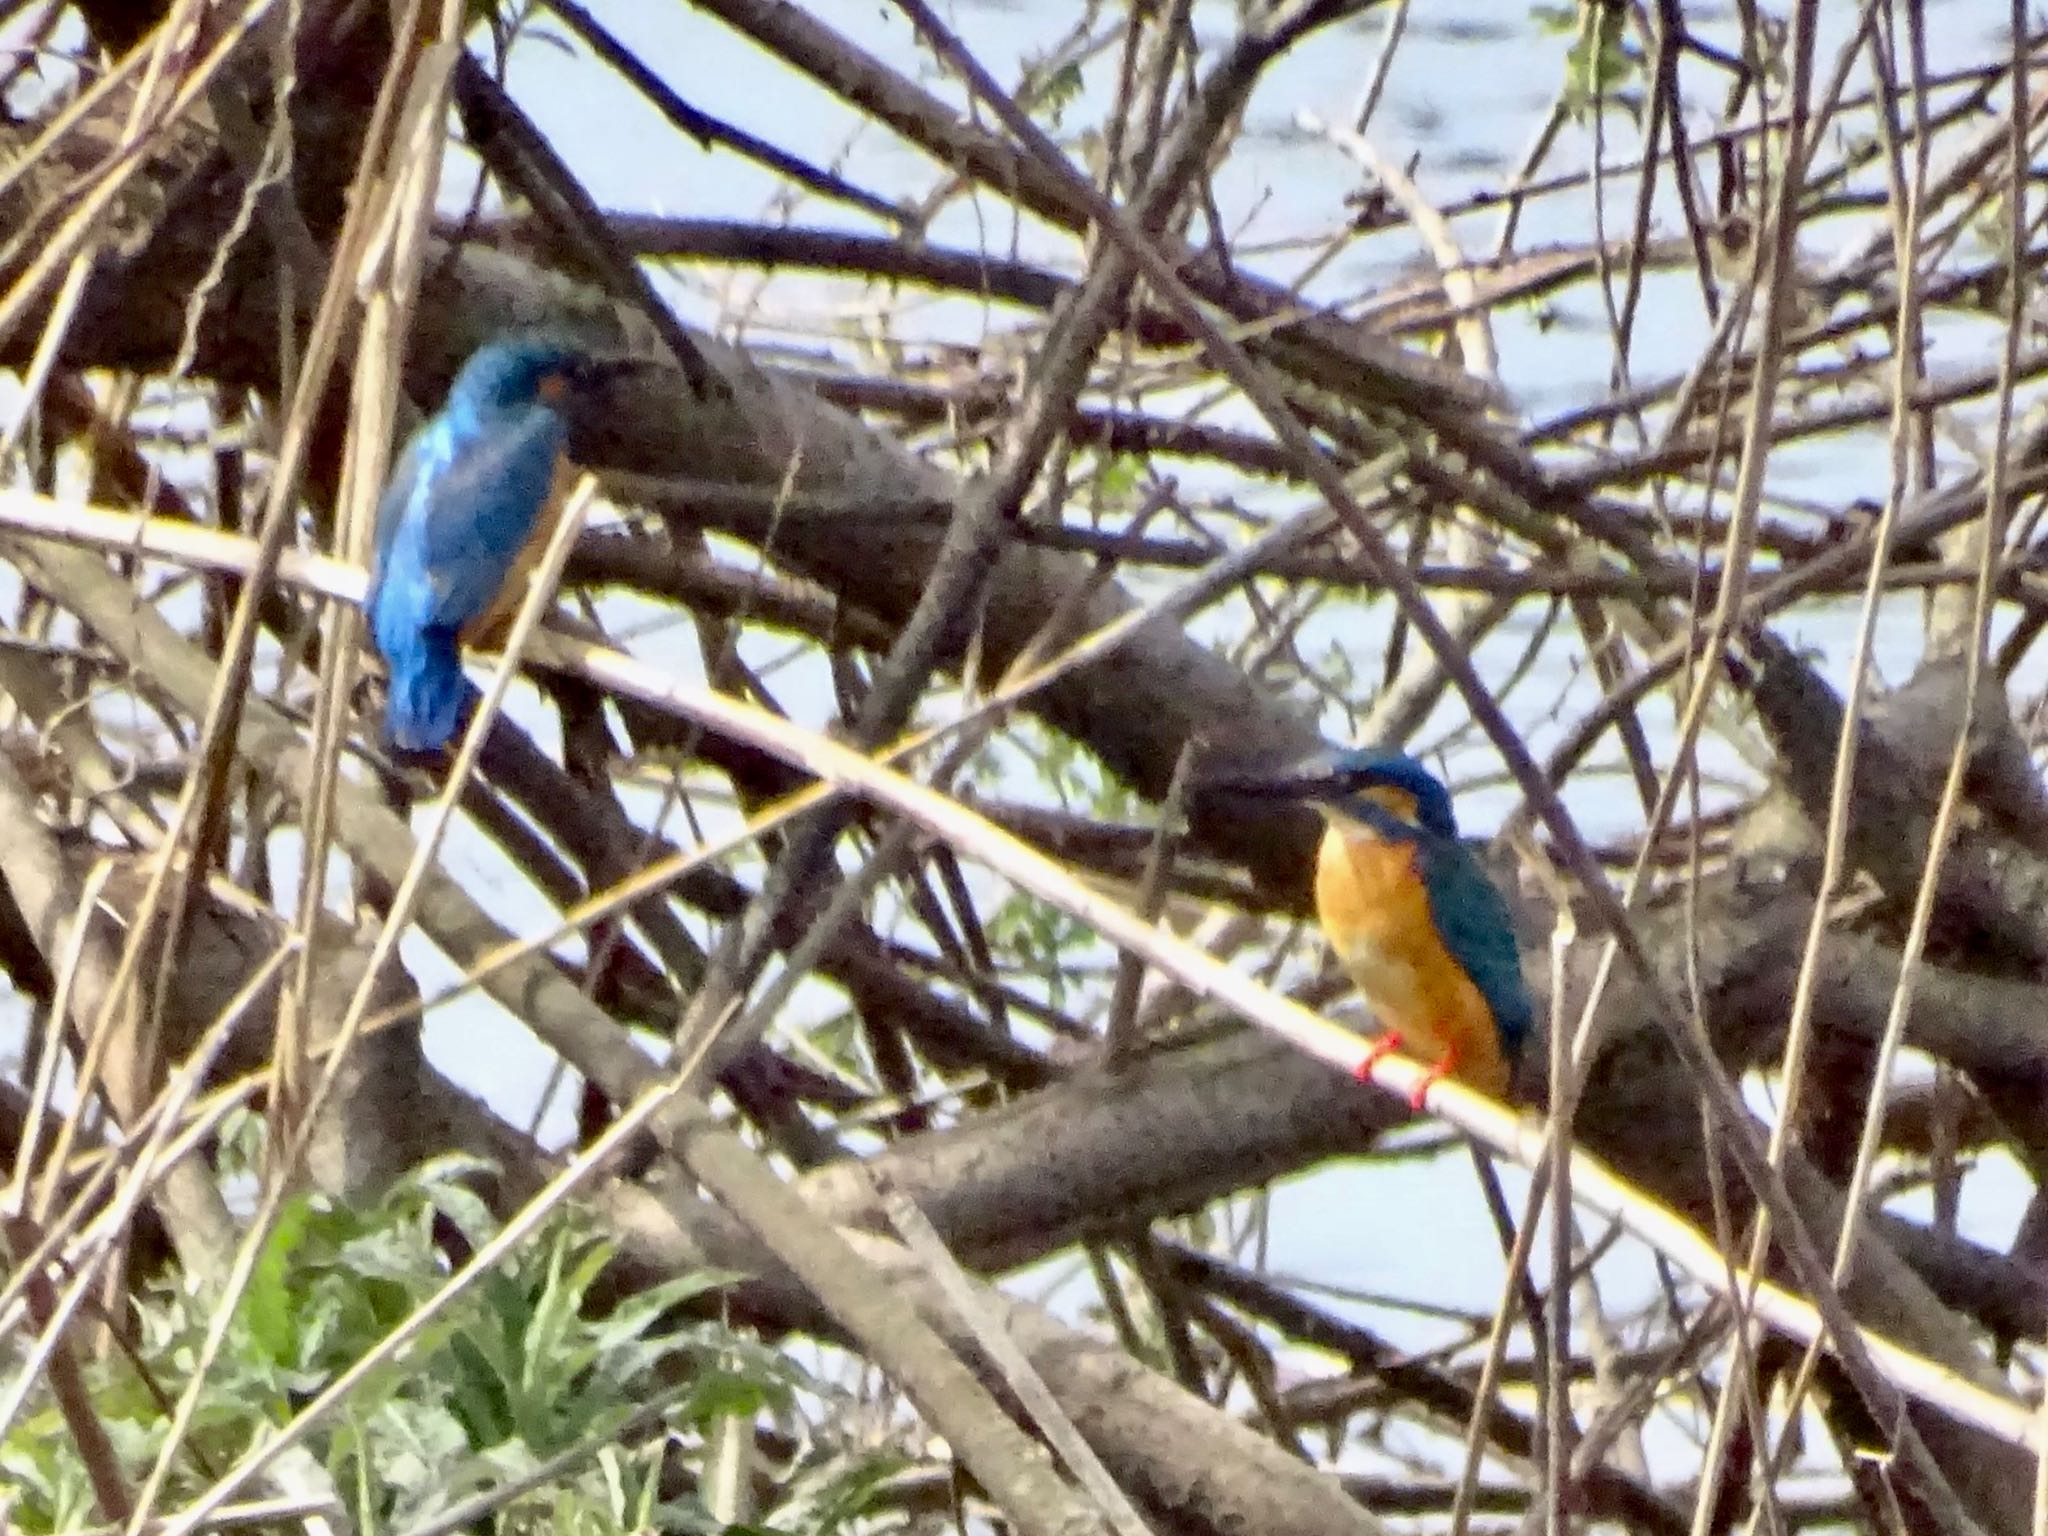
[367, 334, 625, 754]
[1210, 747, 1533, 1104]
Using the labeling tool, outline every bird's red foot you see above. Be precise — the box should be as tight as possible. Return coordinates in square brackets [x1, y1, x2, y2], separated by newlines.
[1352, 1030, 1404, 1083]
[1408, 1045, 1460, 1110]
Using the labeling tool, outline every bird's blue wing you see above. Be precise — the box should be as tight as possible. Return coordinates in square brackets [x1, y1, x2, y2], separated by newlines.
[369, 418, 444, 603]
[370, 405, 564, 635]
[1419, 837, 1534, 1058]
[412, 405, 566, 627]
[363, 384, 568, 755]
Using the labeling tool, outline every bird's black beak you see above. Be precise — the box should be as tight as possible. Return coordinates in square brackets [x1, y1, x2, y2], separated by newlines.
[571, 355, 655, 388]
[1196, 748, 1347, 804]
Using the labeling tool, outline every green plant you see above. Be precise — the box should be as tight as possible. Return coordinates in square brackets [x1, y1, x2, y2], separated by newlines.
[3, 1158, 894, 1536]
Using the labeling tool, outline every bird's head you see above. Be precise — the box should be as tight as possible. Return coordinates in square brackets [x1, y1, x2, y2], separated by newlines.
[447, 335, 635, 416]
[1203, 746, 1460, 839]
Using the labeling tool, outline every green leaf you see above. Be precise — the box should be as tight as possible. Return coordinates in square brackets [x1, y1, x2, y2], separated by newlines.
[1032, 60, 1085, 128]
[1560, 2, 1643, 117]
[244, 1196, 313, 1366]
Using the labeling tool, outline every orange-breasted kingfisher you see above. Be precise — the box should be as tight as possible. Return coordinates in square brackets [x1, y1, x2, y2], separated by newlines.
[1213, 747, 1533, 1104]
[367, 335, 622, 754]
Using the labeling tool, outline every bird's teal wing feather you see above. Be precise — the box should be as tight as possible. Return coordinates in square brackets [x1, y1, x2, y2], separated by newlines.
[367, 418, 469, 752]
[409, 406, 565, 627]
[1418, 838, 1533, 1058]
[370, 421, 435, 599]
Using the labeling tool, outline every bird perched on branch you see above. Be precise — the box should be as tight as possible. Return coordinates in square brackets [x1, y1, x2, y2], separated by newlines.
[1208, 747, 1532, 1104]
[367, 334, 626, 754]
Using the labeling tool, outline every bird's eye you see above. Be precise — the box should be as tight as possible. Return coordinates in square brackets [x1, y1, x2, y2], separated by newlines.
[538, 371, 570, 403]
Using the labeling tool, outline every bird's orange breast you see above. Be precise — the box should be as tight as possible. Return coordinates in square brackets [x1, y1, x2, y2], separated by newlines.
[461, 451, 577, 649]
[1315, 822, 1508, 1095]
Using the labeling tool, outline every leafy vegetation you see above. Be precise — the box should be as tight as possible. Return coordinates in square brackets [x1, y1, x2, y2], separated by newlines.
[5, 1160, 896, 1536]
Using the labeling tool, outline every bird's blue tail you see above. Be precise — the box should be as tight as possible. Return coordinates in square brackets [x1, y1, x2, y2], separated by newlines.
[382, 626, 470, 754]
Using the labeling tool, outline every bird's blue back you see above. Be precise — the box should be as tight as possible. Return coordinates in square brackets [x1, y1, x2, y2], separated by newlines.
[367, 337, 580, 751]
[370, 379, 568, 632]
